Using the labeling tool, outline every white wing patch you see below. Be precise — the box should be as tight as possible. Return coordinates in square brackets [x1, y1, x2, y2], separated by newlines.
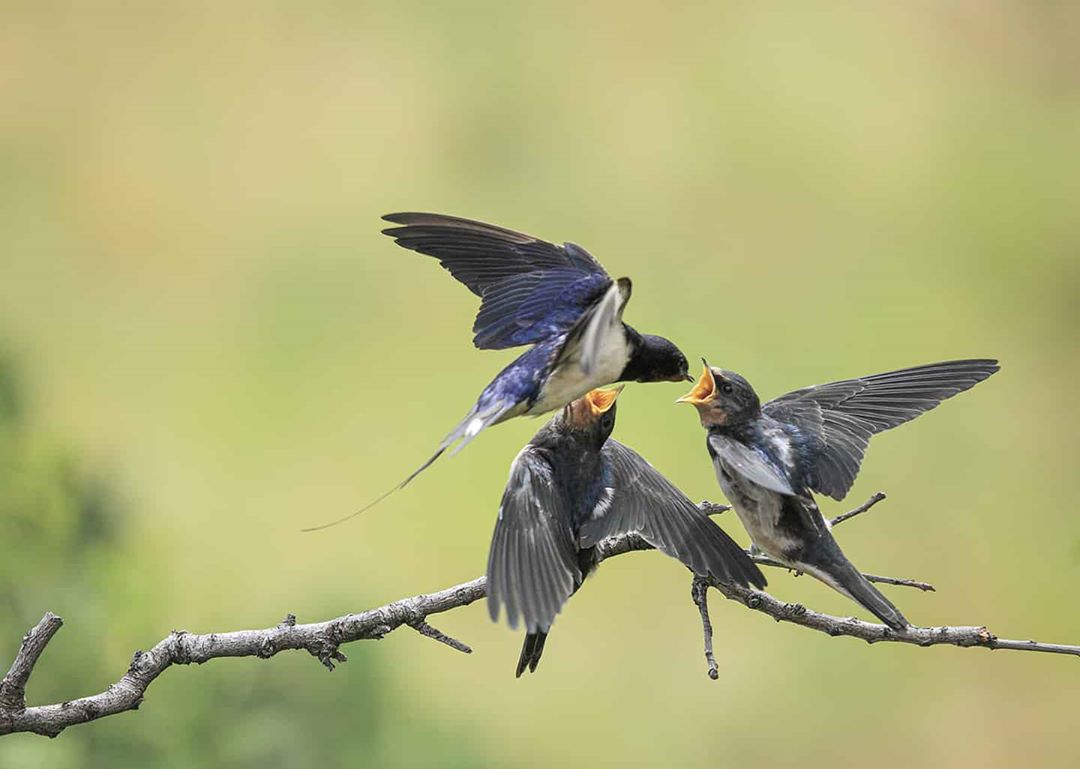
[590, 486, 615, 520]
[763, 425, 795, 469]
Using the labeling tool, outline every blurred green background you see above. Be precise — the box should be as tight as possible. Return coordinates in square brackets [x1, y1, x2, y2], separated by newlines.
[1, 1, 1078, 767]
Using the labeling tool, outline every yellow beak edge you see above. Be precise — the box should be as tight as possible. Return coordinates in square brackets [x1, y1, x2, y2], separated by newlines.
[676, 363, 716, 406]
[585, 385, 624, 414]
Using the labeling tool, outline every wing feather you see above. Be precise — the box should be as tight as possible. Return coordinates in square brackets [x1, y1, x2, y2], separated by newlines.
[578, 441, 766, 589]
[764, 359, 999, 499]
[486, 447, 580, 633]
[382, 212, 613, 350]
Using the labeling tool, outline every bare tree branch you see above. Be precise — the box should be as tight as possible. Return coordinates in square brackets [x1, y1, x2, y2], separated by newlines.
[408, 620, 473, 654]
[830, 491, 887, 527]
[2, 494, 1076, 738]
[684, 574, 1080, 681]
[0, 583, 485, 738]
[690, 578, 719, 680]
[707, 580, 1080, 656]
[0, 613, 63, 713]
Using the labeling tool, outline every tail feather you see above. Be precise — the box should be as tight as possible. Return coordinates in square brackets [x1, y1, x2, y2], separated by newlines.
[803, 556, 909, 630]
[301, 400, 513, 532]
[516, 632, 549, 677]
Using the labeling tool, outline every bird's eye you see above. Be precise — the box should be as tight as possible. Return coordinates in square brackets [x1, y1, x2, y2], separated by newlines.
[720, 382, 734, 395]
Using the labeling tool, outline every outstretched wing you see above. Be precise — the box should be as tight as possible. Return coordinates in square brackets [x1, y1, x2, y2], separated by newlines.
[578, 440, 766, 589]
[763, 359, 999, 500]
[487, 446, 581, 634]
[382, 212, 613, 350]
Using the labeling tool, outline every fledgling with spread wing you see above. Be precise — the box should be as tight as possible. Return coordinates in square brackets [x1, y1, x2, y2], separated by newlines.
[487, 387, 765, 677]
[677, 359, 999, 629]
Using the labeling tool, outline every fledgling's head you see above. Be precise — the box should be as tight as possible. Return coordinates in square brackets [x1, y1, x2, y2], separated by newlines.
[624, 334, 692, 384]
[676, 360, 760, 428]
[562, 386, 622, 446]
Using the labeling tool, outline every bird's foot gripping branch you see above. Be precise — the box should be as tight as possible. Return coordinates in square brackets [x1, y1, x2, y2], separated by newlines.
[2, 494, 1077, 739]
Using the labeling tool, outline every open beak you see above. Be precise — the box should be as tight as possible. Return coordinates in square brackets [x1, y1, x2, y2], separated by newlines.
[585, 385, 624, 415]
[675, 360, 716, 406]
[567, 386, 623, 427]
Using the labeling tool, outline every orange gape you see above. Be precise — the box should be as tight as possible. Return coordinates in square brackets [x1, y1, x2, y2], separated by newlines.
[676, 362, 716, 406]
[567, 386, 623, 427]
[585, 386, 623, 414]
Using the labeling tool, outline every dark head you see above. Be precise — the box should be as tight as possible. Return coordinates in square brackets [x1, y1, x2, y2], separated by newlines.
[558, 387, 622, 448]
[675, 359, 760, 429]
[621, 332, 691, 384]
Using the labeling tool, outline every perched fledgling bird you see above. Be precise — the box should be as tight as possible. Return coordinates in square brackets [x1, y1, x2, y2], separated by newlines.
[487, 387, 765, 676]
[677, 359, 999, 629]
[382, 213, 691, 475]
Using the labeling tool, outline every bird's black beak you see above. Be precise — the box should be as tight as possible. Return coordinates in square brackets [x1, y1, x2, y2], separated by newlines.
[684, 373, 695, 382]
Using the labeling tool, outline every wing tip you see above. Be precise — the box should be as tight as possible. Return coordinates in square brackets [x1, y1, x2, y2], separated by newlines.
[720, 536, 769, 590]
[980, 358, 1001, 375]
[950, 357, 1000, 372]
[380, 211, 437, 238]
[934, 357, 1001, 386]
[379, 212, 537, 244]
[381, 211, 430, 225]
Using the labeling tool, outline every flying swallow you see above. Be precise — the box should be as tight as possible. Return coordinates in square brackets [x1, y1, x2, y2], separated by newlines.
[383, 212, 691, 453]
[677, 359, 999, 628]
[302, 214, 692, 531]
[487, 387, 765, 676]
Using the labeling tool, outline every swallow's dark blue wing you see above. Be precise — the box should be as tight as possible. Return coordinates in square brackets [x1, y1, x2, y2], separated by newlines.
[578, 440, 766, 589]
[470, 269, 613, 349]
[382, 212, 613, 350]
[763, 359, 999, 500]
[487, 446, 580, 634]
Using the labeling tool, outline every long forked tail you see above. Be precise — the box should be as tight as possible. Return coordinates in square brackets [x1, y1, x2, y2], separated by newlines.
[299, 444, 448, 532]
[516, 632, 549, 677]
[804, 552, 909, 630]
[300, 400, 513, 532]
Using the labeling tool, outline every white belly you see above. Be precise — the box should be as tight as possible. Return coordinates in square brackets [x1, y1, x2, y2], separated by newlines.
[714, 458, 798, 560]
[527, 324, 629, 415]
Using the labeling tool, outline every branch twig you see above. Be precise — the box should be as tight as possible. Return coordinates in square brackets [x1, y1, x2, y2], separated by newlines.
[0, 583, 485, 738]
[0, 613, 63, 713]
[748, 555, 934, 592]
[709, 580, 1080, 657]
[1, 495, 1074, 738]
[690, 578, 719, 680]
[830, 491, 887, 527]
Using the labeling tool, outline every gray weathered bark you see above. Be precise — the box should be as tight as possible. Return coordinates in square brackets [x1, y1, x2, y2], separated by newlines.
[2, 495, 1076, 739]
